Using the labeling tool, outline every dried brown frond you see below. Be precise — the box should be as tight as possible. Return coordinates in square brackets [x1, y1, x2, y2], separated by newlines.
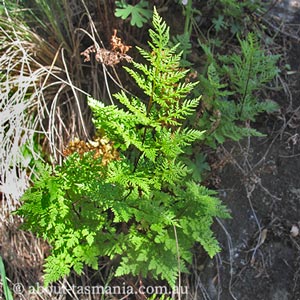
[81, 29, 132, 66]
[110, 29, 132, 54]
[63, 136, 120, 165]
[80, 45, 132, 66]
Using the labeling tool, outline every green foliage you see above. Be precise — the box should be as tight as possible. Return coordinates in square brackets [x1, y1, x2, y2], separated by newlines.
[17, 8, 229, 287]
[181, 152, 210, 183]
[209, 0, 265, 35]
[198, 33, 280, 148]
[115, 0, 152, 28]
[169, 33, 192, 67]
[147, 294, 172, 300]
[0, 256, 13, 300]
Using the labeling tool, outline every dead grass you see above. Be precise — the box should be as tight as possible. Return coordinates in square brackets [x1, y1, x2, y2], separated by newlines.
[0, 1, 130, 299]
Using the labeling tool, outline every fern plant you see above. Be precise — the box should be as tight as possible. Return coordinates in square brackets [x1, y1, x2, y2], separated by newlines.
[207, 0, 265, 35]
[115, 0, 152, 28]
[198, 33, 279, 147]
[17, 8, 229, 288]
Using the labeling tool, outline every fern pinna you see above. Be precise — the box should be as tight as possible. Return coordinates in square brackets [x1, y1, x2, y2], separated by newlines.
[17, 8, 229, 287]
[198, 33, 279, 148]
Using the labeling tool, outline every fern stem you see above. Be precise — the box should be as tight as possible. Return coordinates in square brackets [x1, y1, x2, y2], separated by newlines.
[133, 66, 158, 172]
[184, 0, 193, 38]
[173, 224, 182, 299]
[182, 0, 193, 61]
[239, 52, 253, 118]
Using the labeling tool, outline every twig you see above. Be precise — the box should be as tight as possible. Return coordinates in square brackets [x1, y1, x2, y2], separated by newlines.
[216, 218, 238, 300]
[254, 12, 300, 42]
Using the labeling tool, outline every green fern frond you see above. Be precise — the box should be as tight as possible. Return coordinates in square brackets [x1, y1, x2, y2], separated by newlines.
[124, 64, 153, 96]
[18, 8, 228, 289]
[149, 7, 169, 50]
[199, 33, 279, 147]
[157, 159, 188, 184]
[159, 97, 201, 125]
[113, 91, 149, 124]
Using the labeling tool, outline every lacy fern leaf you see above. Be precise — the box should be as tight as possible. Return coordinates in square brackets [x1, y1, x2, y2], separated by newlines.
[198, 34, 279, 148]
[18, 7, 228, 288]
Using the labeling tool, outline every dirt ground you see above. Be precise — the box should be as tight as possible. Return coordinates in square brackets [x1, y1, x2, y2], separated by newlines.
[197, 10, 300, 300]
